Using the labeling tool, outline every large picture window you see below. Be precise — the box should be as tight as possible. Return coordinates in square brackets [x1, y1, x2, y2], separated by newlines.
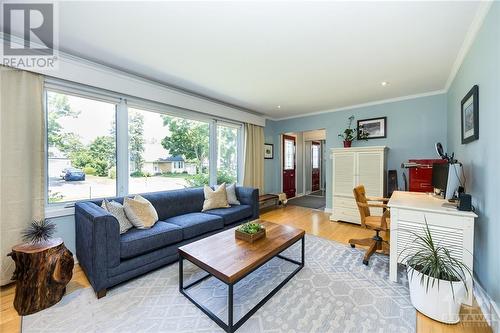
[45, 85, 242, 208]
[128, 108, 210, 194]
[47, 91, 117, 203]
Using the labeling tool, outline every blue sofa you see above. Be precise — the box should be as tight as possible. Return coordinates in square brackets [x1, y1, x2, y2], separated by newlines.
[75, 186, 259, 298]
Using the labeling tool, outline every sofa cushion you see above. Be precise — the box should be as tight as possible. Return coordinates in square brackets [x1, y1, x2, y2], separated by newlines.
[163, 213, 224, 239]
[202, 184, 230, 211]
[141, 188, 205, 220]
[204, 204, 252, 225]
[120, 221, 183, 259]
[123, 195, 159, 229]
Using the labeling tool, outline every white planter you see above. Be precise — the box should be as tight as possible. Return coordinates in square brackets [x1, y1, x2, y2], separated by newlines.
[407, 266, 466, 324]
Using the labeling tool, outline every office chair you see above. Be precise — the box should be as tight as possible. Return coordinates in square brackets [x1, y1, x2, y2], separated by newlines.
[349, 185, 390, 265]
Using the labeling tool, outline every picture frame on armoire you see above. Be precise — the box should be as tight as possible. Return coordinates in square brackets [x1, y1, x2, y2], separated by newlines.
[461, 85, 479, 144]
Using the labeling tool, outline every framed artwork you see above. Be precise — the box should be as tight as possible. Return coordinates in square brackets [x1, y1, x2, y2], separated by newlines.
[357, 117, 387, 139]
[461, 85, 479, 144]
[264, 143, 274, 159]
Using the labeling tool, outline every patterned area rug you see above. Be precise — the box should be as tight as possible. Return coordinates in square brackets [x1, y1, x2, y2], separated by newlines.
[22, 235, 415, 333]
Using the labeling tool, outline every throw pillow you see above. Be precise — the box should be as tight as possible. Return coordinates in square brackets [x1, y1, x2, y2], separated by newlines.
[101, 199, 134, 234]
[123, 195, 159, 229]
[226, 183, 240, 205]
[202, 183, 230, 211]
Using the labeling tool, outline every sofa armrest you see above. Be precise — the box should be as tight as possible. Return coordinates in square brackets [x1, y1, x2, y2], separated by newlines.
[75, 201, 120, 292]
[236, 186, 259, 219]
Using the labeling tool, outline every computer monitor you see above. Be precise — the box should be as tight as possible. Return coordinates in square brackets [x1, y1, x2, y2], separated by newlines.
[432, 163, 462, 200]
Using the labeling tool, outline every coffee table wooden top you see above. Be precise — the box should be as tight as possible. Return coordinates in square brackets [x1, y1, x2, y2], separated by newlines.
[178, 220, 305, 284]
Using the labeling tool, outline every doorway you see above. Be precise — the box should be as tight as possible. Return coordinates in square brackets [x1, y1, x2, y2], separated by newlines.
[281, 129, 326, 209]
[282, 134, 296, 198]
[311, 141, 321, 192]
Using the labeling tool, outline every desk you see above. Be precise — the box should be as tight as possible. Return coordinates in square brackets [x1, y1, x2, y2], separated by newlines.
[388, 191, 477, 306]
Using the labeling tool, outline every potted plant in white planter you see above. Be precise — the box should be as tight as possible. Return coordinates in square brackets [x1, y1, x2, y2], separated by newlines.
[400, 222, 471, 324]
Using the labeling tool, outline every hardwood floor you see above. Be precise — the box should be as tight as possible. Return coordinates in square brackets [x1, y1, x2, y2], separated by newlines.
[0, 205, 491, 333]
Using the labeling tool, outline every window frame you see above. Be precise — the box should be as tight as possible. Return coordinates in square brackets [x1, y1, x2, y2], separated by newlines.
[44, 80, 244, 217]
[215, 120, 243, 185]
[45, 88, 120, 211]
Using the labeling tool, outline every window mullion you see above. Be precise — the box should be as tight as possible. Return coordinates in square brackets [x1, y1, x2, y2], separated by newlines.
[237, 125, 244, 184]
[209, 120, 217, 186]
[116, 99, 129, 196]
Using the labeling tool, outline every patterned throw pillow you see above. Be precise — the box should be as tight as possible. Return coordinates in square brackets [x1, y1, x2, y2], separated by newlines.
[202, 183, 230, 211]
[101, 199, 134, 234]
[123, 195, 159, 229]
[226, 183, 240, 205]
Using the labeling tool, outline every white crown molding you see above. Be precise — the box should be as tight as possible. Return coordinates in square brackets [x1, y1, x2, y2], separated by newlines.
[445, 1, 494, 91]
[0, 33, 266, 126]
[267, 89, 446, 122]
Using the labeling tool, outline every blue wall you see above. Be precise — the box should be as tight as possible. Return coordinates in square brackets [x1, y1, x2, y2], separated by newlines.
[52, 215, 76, 254]
[446, 2, 499, 305]
[264, 93, 448, 209]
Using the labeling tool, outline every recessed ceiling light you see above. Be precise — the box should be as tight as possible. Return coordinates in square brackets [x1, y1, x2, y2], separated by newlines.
[381, 81, 390, 87]
[277, 105, 281, 109]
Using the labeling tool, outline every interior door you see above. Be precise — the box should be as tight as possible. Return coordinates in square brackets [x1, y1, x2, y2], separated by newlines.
[282, 135, 296, 198]
[311, 141, 320, 191]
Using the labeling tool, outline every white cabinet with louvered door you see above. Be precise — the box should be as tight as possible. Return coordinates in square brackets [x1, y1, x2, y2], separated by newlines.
[330, 146, 388, 224]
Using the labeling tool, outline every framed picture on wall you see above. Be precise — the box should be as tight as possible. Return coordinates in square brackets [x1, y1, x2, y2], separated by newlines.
[357, 117, 387, 139]
[461, 85, 479, 144]
[264, 143, 274, 159]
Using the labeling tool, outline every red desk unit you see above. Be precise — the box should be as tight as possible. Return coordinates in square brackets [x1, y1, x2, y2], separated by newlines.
[408, 159, 447, 192]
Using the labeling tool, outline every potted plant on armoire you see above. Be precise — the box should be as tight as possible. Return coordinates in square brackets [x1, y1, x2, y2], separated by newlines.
[338, 115, 368, 147]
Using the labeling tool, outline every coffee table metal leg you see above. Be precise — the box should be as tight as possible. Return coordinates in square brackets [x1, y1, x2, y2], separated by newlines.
[178, 255, 183, 292]
[228, 284, 234, 332]
[301, 236, 305, 265]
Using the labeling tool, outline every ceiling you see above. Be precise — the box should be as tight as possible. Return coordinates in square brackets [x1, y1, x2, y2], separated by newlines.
[10, 1, 483, 119]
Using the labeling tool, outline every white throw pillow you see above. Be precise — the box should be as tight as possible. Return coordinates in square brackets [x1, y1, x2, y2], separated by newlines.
[202, 183, 230, 211]
[226, 183, 240, 205]
[101, 199, 133, 234]
[123, 195, 159, 229]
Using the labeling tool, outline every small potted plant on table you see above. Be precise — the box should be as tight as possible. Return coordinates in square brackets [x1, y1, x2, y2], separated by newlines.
[338, 115, 368, 148]
[400, 222, 471, 324]
[235, 221, 266, 243]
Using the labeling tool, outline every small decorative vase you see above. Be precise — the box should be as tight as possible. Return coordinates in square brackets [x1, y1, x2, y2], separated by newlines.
[343, 141, 352, 148]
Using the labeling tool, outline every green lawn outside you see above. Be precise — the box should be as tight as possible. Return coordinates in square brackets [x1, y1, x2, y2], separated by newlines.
[159, 173, 190, 179]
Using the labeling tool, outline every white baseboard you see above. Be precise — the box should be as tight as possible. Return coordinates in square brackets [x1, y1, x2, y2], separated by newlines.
[474, 278, 499, 332]
[324, 207, 333, 213]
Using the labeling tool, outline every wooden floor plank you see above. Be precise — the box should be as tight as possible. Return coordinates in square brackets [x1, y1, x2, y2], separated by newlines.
[0, 205, 491, 333]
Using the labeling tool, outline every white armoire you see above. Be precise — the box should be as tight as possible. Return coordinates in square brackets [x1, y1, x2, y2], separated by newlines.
[330, 146, 388, 224]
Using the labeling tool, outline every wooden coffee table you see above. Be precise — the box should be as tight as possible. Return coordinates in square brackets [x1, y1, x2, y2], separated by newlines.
[178, 220, 305, 333]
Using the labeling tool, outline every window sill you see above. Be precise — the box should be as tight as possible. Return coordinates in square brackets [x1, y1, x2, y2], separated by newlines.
[45, 205, 75, 219]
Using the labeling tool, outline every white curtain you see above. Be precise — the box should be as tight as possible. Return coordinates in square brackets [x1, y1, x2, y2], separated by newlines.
[243, 123, 264, 194]
[0, 67, 45, 285]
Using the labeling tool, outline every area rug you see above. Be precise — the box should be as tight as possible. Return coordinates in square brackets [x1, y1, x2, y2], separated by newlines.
[288, 195, 326, 209]
[22, 235, 415, 333]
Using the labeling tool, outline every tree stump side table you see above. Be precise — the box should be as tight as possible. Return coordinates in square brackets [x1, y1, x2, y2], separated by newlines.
[8, 238, 74, 315]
